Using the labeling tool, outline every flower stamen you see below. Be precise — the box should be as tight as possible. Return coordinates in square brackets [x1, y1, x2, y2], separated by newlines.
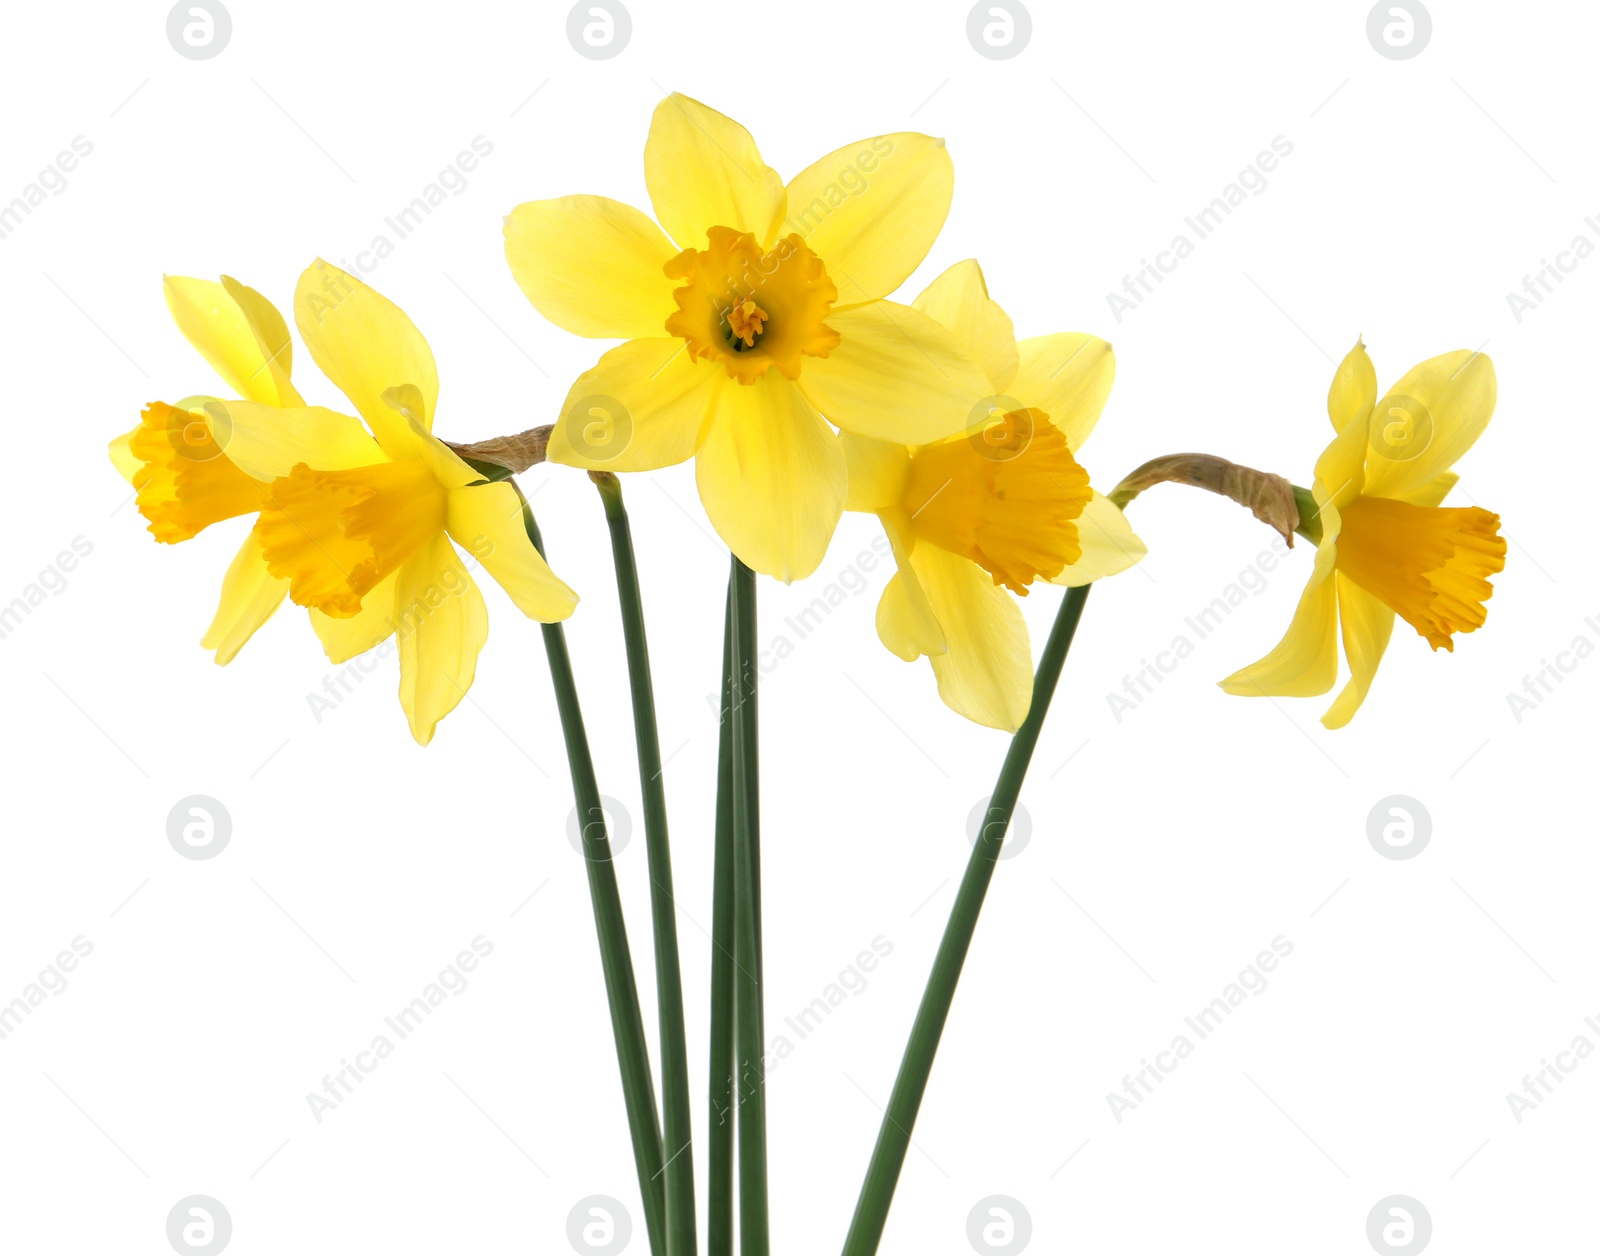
[725, 297, 768, 349]
[664, 227, 838, 384]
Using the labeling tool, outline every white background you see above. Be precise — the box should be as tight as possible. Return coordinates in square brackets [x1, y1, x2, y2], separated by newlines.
[0, 1, 1593, 1252]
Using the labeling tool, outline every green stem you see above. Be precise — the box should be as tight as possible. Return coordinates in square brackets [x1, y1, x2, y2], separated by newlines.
[707, 584, 737, 1256]
[1291, 484, 1324, 544]
[592, 473, 696, 1256]
[518, 486, 667, 1255]
[730, 557, 769, 1253]
[840, 584, 1093, 1256]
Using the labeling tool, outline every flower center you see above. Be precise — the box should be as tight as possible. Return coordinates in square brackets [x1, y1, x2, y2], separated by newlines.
[254, 458, 446, 618]
[1335, 495, 1506, 650]
[664, 226, 839, 385]
[726, 297, 768, 348]
[129, 401, 264, 543]
[899, 409, 1093, 594]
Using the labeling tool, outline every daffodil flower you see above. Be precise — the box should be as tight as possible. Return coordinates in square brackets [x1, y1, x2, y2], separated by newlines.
[504, 93, 990, 581]
[108, 274, 364, 663]
[232, 260, 578, 743]
[1221, 340, 1506, 728]
[843, 261, 1147, 731]
[112, 263, 578, 744]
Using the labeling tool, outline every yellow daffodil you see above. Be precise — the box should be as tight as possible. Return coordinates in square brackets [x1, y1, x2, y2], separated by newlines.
[112, 263, 579, 744]
[248, 260, 579, 743]
[1221, 340, 1506, 728]
[504, 93, 990, 582]
[108, 273, 347, 663]
[843, 261, 1147, 731]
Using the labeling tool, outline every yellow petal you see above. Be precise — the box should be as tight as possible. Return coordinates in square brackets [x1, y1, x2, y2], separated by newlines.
[645, 94, 786, 251]
[695, 375, 846, 581]
[1392, 471, 1459, 508]
[380, 386, 480, 489]
[311, 570, 399, 664]
[1361, 350, 1496, 501]
[446, 482, 579, 622]
[395, 535, 489, 745]
[203, 400, 386, 481]
[911, 259, 1018, 393]
[222, 275, 302, 405]
[546, 339, 718, 471]
[504, 196, 680, 339]
[165, 275, 303, 408]
[1008, 334, 1114, 454]
[1320, 574, 1396, 729]
[201, 533, 290, 665]
[1312, 407, 1369, 511]
[294, 259, 438, 453]
[1327, 338, 1376, 433]
[842, 432, 910, 512]
[1218, 524, 1341, 698]
[1050, 492, 1147, 586]
[797, 300, 990, 445]
[875, 536, 947, 660]
[911, 542, 1033, 732]
[784, 132, 953, 304]
[877, 573, 946, 660]
[109, 428, 141, 483]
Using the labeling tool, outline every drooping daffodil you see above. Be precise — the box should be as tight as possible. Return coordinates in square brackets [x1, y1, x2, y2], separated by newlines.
[108, 273, 367, 663]
[504, 93, 990, 582]
[112, 263, 579, 744]
[259, 260, 578, 742]
[843, 260, 1147, 731]
[1220, 340, 1505, 728]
